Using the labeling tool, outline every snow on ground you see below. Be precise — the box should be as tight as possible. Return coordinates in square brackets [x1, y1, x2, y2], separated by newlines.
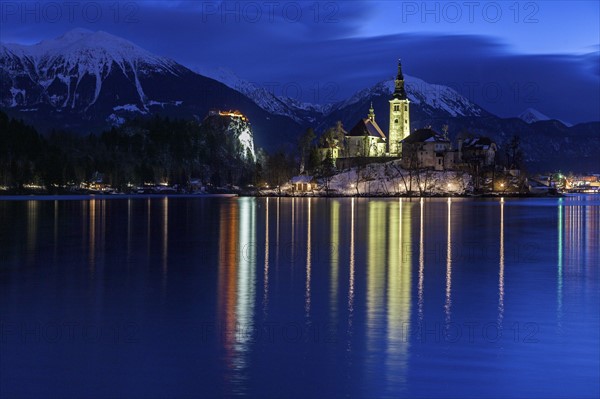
[324, 160, 472, 195]
[275, 160, 473, 196]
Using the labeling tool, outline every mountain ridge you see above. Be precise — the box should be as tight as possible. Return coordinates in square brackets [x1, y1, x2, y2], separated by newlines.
[1, 29, 598, 172]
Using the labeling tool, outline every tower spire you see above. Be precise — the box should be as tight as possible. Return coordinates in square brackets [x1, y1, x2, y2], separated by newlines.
[368, 101, 375, 122]
[393, 59, 407, 100]
[397, 59, 404, 79]
[388, 58, 410, 156]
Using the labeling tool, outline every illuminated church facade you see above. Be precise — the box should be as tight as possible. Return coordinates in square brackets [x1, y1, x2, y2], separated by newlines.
[319, 59, 411, 161]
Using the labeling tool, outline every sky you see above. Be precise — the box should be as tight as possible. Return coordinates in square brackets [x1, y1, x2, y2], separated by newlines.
[1, 0, 599, 123]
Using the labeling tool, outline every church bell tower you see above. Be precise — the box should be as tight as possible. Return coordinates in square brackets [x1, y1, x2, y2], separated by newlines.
[388, 59, 410, 156]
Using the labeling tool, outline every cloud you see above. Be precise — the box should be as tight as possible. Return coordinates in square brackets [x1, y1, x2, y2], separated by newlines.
[1, 1, 598, 123]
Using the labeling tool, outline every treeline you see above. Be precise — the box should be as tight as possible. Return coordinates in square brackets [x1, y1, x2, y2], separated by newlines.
[0, 111, 296, 191]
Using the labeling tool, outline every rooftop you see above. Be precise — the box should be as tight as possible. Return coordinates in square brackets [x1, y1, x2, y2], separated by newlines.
[347, 118, 386, 139]
[401, 128, 448, 144]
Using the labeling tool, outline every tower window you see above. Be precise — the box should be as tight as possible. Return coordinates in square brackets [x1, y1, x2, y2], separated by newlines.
[394, 105, 399, 111]
[405, 106, 408, 111]
[394, 119, 399, 124]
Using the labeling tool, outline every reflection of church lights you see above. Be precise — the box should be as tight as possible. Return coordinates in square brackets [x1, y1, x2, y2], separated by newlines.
[367, 201, 386, 356]
[498, 198, 505, 327]
[385, 197, 411, 391]
[305, 198, 312, 318]
[346, 198, 356, 353]
[445, 198, 452, 325]
[418, 198, 425, 323]
[330, 200, 340, 322]
[263, 198, 270, 317]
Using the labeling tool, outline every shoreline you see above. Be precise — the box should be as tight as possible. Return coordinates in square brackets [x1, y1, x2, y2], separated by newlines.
[0, 193, 239, 201]
[0, 191, 568, 201]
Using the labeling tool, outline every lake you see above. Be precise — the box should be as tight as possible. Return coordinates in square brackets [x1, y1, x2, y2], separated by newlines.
[0, 196, 598, 398]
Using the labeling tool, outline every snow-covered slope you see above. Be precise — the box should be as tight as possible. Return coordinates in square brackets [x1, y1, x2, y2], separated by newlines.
[199, 68, 487, 125]
[3, 28, 485, 125]
[328, 75, 485, 118]
[518, 107, 572, 127]
[196, 66, 327, 124]
[4, 28, 593, 170]
[1, 28, 181, 111]
[0, 28, 307, 150]
[519, 108, 550, 124]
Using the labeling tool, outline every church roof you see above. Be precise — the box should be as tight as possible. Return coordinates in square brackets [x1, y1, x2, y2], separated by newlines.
[347, 118, 387, 139]
[401, 128, 449, 144]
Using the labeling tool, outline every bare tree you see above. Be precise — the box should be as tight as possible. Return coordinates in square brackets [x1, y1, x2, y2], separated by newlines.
[389, 162, 411, 195]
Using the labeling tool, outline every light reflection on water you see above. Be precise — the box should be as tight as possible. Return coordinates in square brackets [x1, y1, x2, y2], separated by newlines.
[0, 196, 598, 398]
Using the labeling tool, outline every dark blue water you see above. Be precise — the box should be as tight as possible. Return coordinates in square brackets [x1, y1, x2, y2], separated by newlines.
[1, 196, 598, 398]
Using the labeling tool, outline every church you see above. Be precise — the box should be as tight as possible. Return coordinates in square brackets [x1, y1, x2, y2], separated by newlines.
[315, 59, 499, 174]
[319, 59, 411, 162]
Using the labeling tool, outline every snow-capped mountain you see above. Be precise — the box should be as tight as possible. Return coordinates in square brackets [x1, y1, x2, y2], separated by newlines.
[195, 66, 328, 124]
[519, 108, 550, 124]
[313, 74, 491, 136]
[327, 75, 486, 118]
[199, 67, 486, 124]
[0, 28, 304, 149]
[0, 27, 489, 138]
[519, 107, 572, 127]
[1, 28, 182, 111]
[1, 29, 597, 170]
